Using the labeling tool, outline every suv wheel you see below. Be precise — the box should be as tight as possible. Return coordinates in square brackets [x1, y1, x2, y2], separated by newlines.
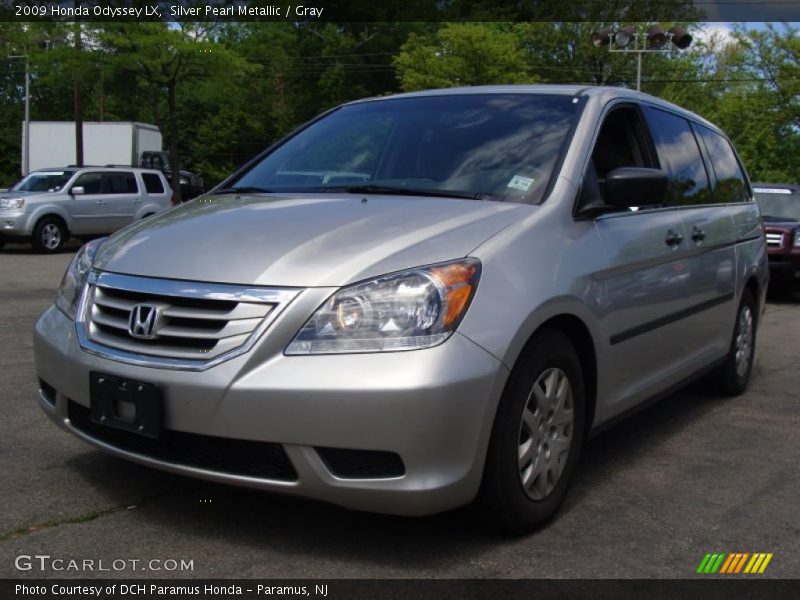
[479, 329, 585, 533]
[709, 290, 757, 396]
[32, 217, 67, 253]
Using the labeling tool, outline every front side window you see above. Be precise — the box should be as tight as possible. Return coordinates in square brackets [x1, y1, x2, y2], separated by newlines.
[13, 171, 75, 193]
[695, 125, 749, 204]
[645, 108, 711, 206]
[72, 172, 104, 194]
[232, 94, 583, 204]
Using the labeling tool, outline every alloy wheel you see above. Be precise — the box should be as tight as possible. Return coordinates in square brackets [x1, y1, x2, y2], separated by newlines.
[41, 223, 62, 250]
[735, 305, 754, 378]
[517, 367, 574, 500]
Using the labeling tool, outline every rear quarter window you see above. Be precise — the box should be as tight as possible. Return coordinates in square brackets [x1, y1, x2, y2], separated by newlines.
[142, 173, 165, 194]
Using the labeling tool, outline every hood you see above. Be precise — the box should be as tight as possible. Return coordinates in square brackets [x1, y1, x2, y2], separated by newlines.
[762, 217, 799, 231]
[94, 193, 529, 287]
[0, 190, 43, 200]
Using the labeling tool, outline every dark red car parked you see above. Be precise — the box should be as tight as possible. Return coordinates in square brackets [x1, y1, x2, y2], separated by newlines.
[754, 183, 800, 286]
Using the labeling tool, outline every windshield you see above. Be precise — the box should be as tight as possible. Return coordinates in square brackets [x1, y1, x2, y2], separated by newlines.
[755, 190, 800, 222]
[231, 93, 583, 203]
[12, 171, 75, 193]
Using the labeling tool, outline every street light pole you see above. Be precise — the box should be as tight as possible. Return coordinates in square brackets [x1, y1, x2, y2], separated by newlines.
[606, 33, 671, 93]
[592, 26, 693, 93]
[8, 55, 31, 176]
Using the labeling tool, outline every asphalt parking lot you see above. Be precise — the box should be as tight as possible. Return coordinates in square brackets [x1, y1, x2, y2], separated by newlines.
[1, 241, 798, 579]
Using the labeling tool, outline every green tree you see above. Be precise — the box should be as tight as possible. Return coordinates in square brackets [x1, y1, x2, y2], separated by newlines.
[99, 22, 251, 201]
[395, 23, 536, 91]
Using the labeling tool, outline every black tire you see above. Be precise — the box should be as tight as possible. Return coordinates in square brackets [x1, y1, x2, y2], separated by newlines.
[479, 329, 586, 533]
[708, 289, 757, 396]
[31, 216, 68, 253]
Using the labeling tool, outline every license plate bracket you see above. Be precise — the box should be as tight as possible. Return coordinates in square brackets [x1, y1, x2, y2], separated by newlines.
[89, 372, 162, 439]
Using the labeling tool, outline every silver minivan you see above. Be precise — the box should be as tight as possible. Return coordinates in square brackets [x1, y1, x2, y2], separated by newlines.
[33, 86, 767, 531]
[0, 167, 172, 253]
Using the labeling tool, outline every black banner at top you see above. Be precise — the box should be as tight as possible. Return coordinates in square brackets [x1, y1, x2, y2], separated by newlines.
[2, 0, 800, 23]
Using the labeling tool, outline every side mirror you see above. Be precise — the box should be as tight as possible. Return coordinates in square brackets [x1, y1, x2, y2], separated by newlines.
[70, 186, 85, 196]
[604, 167, 667, 208]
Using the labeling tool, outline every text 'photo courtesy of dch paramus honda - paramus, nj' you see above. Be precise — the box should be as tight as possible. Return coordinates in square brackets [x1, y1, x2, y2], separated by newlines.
[33, 85, 767, 532]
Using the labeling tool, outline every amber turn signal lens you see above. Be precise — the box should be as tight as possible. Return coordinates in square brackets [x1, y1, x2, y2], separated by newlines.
[431, 262, 480, 327]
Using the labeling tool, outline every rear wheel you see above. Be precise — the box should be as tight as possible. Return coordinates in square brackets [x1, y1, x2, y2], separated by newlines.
[708, 289, 757, 396]
[479, 329, 585, 533]
[31, 217, 67, 253]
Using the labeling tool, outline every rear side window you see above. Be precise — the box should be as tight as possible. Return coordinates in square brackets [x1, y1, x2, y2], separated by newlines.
[103, 172, 138, 194]
[645, 107, 711, 206]
[694, 125, 749, 203]
[142, 173, 165, 194]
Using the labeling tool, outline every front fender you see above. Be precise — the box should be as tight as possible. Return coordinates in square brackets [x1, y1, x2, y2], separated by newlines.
[23, 204, 74, 235]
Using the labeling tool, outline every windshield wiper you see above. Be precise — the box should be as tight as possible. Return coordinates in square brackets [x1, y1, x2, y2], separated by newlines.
[213, 185, 274, 195]
[762, 215, 798, 222]
[338, 184, 487, 201]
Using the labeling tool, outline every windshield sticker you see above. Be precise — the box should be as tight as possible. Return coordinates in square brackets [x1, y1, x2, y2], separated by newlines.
[507, 175, 534, 191]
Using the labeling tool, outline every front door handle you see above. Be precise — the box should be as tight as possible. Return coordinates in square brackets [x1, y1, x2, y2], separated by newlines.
[691, 226, 707, 242]
[95, 200, 106, 205]
[665, 229, 684, 247]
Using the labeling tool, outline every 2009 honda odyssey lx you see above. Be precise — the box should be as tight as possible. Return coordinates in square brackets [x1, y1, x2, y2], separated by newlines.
[34, 86, 768, 531]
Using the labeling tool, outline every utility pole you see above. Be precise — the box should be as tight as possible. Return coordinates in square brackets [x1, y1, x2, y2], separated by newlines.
[23, 57, 29, 175]
[74, 4, 84, 166]
[7, 55, 30, 175]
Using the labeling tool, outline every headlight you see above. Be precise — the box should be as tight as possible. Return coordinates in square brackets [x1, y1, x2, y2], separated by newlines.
[0, 198, 24, 210]
[794, 230, 800, 248]
[54, 238, 106, 319]
[179, 177, 190, 185]
[286, 258, 481, 355]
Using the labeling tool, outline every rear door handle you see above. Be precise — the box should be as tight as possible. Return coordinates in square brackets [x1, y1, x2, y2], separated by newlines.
[691, 226, 707, 242]
[665, 229, 684, 247]
[95, 200, 106, 205]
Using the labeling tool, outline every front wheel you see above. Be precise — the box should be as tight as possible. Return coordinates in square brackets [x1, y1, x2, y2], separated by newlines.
[708, 290, 757, 396]
[31, 217, 67, 253]
[479, 329, 586, 533]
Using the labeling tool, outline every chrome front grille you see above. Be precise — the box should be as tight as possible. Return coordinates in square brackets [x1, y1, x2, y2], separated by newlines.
[77, 272, 300, 370]
[766, 232, 784, 248]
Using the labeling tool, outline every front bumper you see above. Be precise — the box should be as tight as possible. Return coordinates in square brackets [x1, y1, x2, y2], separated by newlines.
[34, 305, 508, 516]
[767, 252, 800, 278]
[0, 211, 30, 237]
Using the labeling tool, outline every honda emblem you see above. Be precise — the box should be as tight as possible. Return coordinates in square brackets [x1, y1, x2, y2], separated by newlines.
[129, 304, 159, 339]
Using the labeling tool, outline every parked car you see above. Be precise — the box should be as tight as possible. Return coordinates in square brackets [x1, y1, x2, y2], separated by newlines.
[0, 167, 172, 253]
[754, 183, 800, 286]
[33, 86, 767, 531]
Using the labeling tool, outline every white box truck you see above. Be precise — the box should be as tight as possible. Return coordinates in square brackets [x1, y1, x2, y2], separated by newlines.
[23, 121, 163, 172]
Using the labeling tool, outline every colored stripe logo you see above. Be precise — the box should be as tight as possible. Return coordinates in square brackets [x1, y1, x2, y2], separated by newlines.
[697, 552, 773, 574]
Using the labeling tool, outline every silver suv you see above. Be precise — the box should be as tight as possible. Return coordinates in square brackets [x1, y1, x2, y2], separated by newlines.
[33, 86, 767, 531]
[0, 166, 172, 253]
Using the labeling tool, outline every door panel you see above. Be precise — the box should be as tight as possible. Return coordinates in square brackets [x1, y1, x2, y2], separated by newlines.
[677, 206, 736, 362]
[101, 172, 140, 230]
[68, 172, 109, 234]
[594, 209, 693, 417]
